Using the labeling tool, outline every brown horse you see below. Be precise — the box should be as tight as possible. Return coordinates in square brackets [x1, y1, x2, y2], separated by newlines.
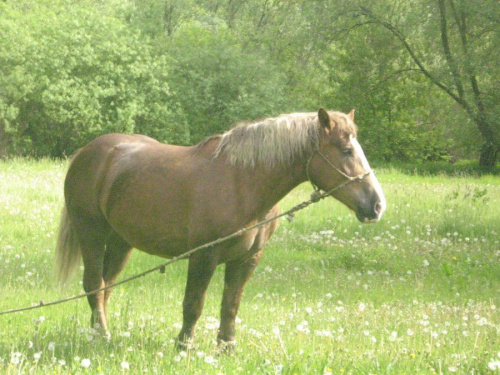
[55, 108, 385, 349]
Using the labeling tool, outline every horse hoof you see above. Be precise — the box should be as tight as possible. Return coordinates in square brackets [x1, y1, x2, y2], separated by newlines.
[92, 324, 111, 341]
[217, 340, 236, 355]
[175, 338, 195, 351]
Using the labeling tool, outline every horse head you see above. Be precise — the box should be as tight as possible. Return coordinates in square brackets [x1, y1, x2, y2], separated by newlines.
[307, 108, 386, 223]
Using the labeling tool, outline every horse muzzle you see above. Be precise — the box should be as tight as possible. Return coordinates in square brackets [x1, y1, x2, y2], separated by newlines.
[355, 198, 386, 223]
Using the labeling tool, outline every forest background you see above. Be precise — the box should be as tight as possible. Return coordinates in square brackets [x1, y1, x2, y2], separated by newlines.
[1, 0, 499, 169]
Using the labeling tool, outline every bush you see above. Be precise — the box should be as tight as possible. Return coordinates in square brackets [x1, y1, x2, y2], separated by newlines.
[0, 1, 188, 157]
[166, 19, 288, 141]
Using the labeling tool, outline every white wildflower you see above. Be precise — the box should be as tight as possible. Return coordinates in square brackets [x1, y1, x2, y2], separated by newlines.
[488, 360, 500, 371]
[204, 355, 217, 364]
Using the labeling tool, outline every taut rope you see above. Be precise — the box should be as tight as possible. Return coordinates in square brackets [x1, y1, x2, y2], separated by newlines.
[0, 157, 372, 316]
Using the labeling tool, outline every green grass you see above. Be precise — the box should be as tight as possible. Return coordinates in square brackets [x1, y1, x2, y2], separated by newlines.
[0, 159, 499, 374]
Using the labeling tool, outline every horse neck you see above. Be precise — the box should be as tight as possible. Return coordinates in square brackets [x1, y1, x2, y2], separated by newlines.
[236, 160, 308, 216]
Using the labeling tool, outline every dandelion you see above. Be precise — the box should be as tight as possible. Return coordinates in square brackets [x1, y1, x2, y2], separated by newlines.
[121, 361, 130, 370]
[10, 352, 22, 365]
[296, 321, 310, 334]
[389, 331, 398, 342]
[358, 302, 366, 312]
[423, 259, 430, 267]
[407, 329, 414, 336]
[48, 342, 56, 351]
[205, 317, 219, 330]
[477, 317, 488, 326]
[272, 326, 280, 336]
[488, 360, 500, 370]
[81, 358, 91, 368]
[204, 355, 217, 365]
[314, 330, 332, 337]
[248, 328, 263, 338]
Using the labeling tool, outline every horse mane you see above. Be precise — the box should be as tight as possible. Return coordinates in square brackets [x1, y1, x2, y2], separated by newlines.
[206, 111, 356, 169]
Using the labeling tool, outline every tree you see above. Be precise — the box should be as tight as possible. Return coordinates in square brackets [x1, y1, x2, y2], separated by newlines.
[0, 1, 187, 157]
[346, 0, 500, 168]
[166, 19, 288, 141]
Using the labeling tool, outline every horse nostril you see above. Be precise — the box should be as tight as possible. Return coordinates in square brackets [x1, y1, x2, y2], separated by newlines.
[374, 201, 382, 215]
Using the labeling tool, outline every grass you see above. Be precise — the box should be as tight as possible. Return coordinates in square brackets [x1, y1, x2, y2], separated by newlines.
[0, 159, 499, 374]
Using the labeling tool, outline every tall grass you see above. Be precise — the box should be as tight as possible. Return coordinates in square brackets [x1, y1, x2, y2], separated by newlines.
[0, 160, 499, 374]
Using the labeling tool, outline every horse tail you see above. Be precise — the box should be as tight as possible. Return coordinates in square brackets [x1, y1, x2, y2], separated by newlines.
[55, 201, 81, 286]
[55, 152, 82, 286]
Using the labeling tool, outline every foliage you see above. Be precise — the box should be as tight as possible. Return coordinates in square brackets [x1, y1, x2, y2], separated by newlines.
[0, 1, 187, 157]
[343, 0, 500, 167]
[166, 19, 288, 142]
[0, 0, 499, 167]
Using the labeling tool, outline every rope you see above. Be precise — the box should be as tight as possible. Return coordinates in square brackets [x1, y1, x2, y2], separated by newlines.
[0, 168, 372, 316]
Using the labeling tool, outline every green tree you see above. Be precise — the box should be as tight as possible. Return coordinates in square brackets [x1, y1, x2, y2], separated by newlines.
[0, 1, 187, 157]
[166, 19, 287, 141]
[345, 0, 500, 168]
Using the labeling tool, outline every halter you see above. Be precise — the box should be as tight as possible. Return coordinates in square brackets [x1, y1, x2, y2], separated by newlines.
[306, 148, 372, 200]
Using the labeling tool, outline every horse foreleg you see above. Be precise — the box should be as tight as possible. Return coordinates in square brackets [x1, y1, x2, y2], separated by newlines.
[218, 249, 263, 350]
[177, 252, 217, 349]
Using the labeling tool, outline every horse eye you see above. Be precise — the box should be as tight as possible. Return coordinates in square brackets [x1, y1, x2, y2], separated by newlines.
[342, 148, 353, 157]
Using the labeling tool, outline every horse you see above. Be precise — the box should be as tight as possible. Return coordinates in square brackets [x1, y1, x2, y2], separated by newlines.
[55, 108, 386, 349]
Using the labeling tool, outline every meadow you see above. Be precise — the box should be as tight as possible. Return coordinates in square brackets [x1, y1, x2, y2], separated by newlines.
[0, 159, 499, 374]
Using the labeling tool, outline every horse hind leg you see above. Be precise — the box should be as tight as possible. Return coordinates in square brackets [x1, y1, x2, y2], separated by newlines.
[102, 233, 133, 320]
[72, 214, 111, 335]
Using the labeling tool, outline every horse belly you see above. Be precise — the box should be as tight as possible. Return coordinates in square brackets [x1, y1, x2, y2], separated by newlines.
[106, 207, 191, 258]
[214, 228, 263, 264]
[139, 237, 190, 258]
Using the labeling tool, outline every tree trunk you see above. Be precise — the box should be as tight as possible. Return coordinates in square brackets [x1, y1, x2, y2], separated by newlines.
[479, 143, 498, 170]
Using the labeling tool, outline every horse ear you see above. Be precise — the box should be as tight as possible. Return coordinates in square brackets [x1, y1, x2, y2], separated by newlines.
[348, 109, 355, 121]
[318, 108, 332, 129]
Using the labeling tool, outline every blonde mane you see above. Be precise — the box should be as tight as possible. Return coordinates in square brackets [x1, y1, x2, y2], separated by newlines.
[212, 111, 356, 168]
[212, 113, 320, 169]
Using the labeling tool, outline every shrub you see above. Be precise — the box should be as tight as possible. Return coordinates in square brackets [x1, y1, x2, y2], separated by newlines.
[0, 1, 187, 157]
